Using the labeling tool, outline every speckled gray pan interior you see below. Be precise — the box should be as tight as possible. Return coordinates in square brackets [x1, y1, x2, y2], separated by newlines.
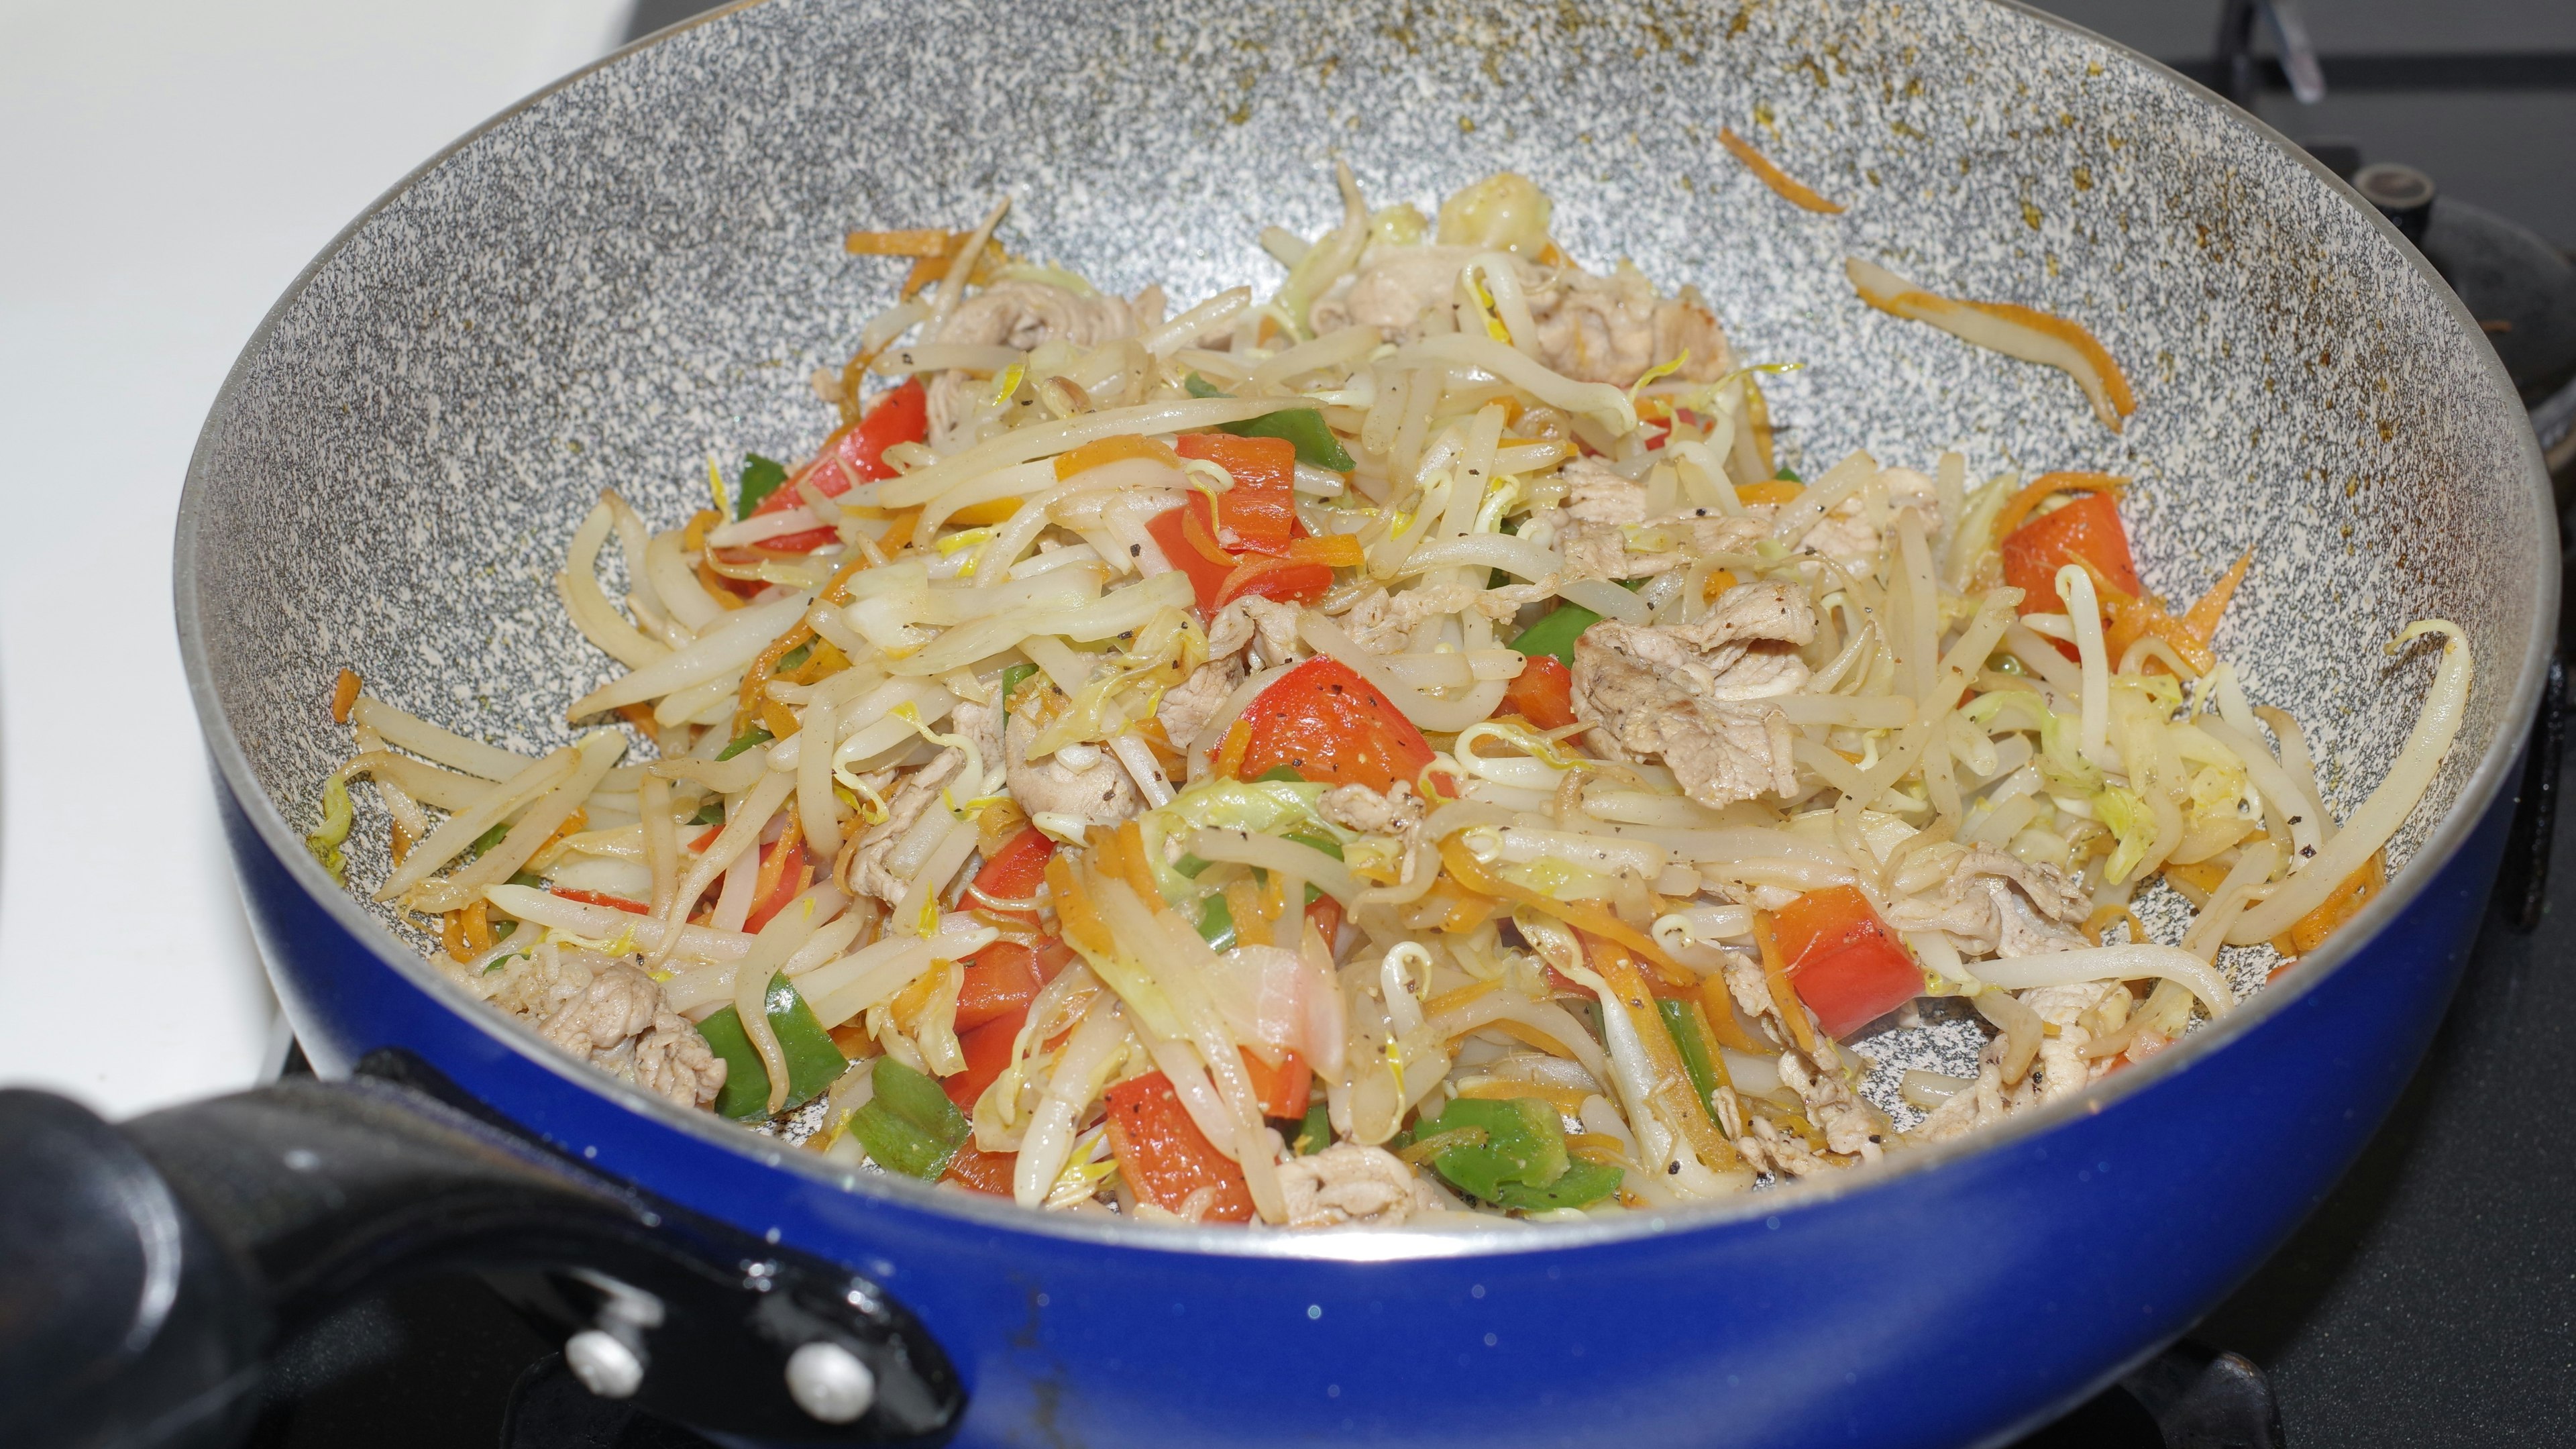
[180, 0, 2552, 1168]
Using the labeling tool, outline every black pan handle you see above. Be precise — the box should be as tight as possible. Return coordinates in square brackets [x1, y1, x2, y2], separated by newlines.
[0, 1052, 963, 1449]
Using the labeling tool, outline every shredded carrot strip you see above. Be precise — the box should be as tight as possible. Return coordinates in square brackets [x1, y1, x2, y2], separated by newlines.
[732, 549, 879, 737]
[1046, 855, 1114, 957]
[1435, 839, 1693, 985]
[1992, 471, 2127, 545]
[1423, 979, 1499, 1017]
[614, 702, 659, 733]
[458, 900, 495, 957]
[1734, 480, 1802, 506]
[1697, 975, 1765, 1055]
[877, 506, 923, 553]
[1718, 125, 1846, 214]
[1565, 1133, 1632, 1166]
[1750, 910, 1821, 1058]
[2277, 849, 2386, 957]
[1699, 568, 1741, 602]
[1111, 818, 1161, 908]
[329, 669, 362, 724]
[2181, 547, 2255, 645]
[1590, 937, 1737, 1167]
[1054, 433, 1181, 480]
[684, 511, 748, 610]
[843, 227, 955, 257]
[1214, 720, 1252, 780]
[439, 908, 471, 960]
[1283, 533, 1366, 568]
[1456, 1076, 1589, 1114]
[1224, 874, 1271, 949]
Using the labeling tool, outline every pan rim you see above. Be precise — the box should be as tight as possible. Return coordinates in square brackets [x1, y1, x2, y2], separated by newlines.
[173, 0, 2560, 1263]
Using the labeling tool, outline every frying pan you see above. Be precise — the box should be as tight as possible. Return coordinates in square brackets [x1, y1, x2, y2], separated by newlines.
[5, 0, 2555, 1445]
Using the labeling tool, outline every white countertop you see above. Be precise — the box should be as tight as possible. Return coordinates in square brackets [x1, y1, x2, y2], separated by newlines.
[0, 0, 629, 1118]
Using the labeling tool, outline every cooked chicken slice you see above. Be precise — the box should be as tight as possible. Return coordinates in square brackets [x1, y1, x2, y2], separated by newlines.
[633, 1010, 729, 1108]
[1315, 247, 1731, 388]
[1735, 1114, 1835, 1179]
[1318, 780, 1425, 836]
[1208, 595, 1307, 669]
[1778, 1041, 1884, 1161]
[1004, 700, 1140, 829]
[489, 945, 722, 1108]
[1277, 1143, 1446, 1227]
[1558, 507, 1770, 582]
[534, 953, 661, 1058]
[1909, 1034, 2043, 1144]
[1795, 465, 1941, 561]
[1158, 657, 1244, 757]
[1882, 843, 2090, 957]
[1570, 581, 1817, 807]
[1562, 458, 1649, 524]
[926, 280, 1161, 441]
[938, 280, 1154, 352]
[1527, 267, 1732, 387]
[845, 749, 969, 905]
[1329, 580, 1546, 655]
[2020, 981, 2119, 1102]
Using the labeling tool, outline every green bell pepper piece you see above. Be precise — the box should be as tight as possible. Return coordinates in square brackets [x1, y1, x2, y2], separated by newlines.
[1405, 1097, 1572, 1203]
[691, 802, 727, 826]
[1196, 892, 1237, 951]
[773, 641, 813, 672]
[1488, 1159, 1623, 1212]
[466, 819, 513, 859]
[1293, 1099, 1333, 1156]
[1774, 465, 1802, 482]
[1000, 662, 1038, 706]
[847, 1056, 971, 1179]
[1509, 603, 1603, 668]
[1182, 373, 1357, 472]
[695, 973, 849, 1121]
[735, 453, 789, 519]
[1253, 764, 1305, 784]
[715, 728, 773, 761]
[1657, 998, 1721, 1111]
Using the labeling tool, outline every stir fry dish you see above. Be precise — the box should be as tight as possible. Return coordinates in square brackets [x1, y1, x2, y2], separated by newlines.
[311, 165, 2470, 1228]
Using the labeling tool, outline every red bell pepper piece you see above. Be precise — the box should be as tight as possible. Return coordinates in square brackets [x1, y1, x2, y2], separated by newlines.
[551, 888, 650, 915]
[1102, 1071, 1256, 1222]
[1770, 885, 1923, 1039]
[941, 1003, 1030, 1112]
[1210, 551, 1335, 610]
[1305, 892, 1344, 951]
[1144, 499, 1240, 614]
[743, 837, 814, 933]
[1499, 653, 1577, 730]
[2000, 491, 2139, 616]
[1238, 1048, 1313, 1121]
[938, 1142, 1017, 1196]
[956, 942, 1047, 1032]
[1175, 433, 1299, 555]
[1232, 657, 1436, 794]
[749, 378, 930, 551]
[967, 827, 1054, 921]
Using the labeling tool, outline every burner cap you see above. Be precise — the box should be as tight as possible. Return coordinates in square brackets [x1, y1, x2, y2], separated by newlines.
[2355, 162, 2436, 242]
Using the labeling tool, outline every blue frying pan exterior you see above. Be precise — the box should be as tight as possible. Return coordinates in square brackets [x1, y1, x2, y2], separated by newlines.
[217, 767, 2512, 1449]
